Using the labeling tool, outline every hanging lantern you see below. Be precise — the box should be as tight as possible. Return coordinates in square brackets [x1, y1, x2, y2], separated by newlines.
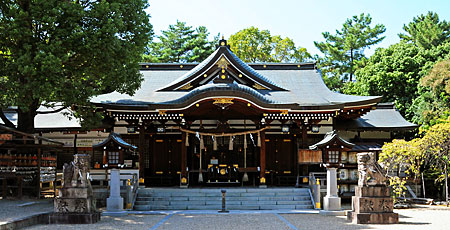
[244, 134, 247, 149]
[229, 136, 233, 150]
[200, 135, 204, 150]
[257, 131, 261, 147]
[213, 136, 218, 150]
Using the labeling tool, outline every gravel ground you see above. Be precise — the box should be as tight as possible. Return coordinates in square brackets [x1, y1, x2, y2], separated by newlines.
[24, 215, 165, 230]
[282, 208, 450, 230]
[158, 214, 291, 230]
[0, 198, 53, 223]
[3, 198, 450, 230]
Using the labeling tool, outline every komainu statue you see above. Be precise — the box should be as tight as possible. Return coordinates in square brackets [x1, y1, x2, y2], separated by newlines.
[52, 154, 100, 224]
[357, 152, 387, 186]
[63, 154, 90, 188]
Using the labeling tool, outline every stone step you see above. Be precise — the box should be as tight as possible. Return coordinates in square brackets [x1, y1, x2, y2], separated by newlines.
[137, 189, 310, 196]
[134, 204, 313, 210]
[135, 200, 311, 206]
[134, 188, 313, 211]
[136, 196, 310, 201]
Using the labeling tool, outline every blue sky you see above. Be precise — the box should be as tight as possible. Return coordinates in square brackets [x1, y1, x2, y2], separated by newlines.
[147, 0, 450, 56]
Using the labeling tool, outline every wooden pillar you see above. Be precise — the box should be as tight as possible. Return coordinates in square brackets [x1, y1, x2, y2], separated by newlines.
[302, 124, 307, 149]
[2, 177, 7, 198]
[37, 146, 41, 198]
[17, 176, 22, 199]
[138, 125, 145, 180]
[181, 132, 188, 187]
[259, 131, 266, 187]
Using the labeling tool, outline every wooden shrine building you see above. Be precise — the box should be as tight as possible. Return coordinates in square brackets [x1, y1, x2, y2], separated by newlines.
[88, 38, 417, 188]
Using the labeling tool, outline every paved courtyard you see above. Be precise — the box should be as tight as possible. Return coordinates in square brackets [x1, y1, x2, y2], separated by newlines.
[17, 207, 450, 230]
[2, 199, 449, 230]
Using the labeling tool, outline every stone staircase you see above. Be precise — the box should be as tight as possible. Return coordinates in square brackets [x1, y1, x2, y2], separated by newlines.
[134, 188, 313, 210]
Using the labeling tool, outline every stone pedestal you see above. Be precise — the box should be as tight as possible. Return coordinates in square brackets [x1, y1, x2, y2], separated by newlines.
[323, 167, 341, 211]
[320, 167, 344, 216]
[104, 169, 128, 216]
[347, 186, 399, 224]
[50, 154, 100, 224]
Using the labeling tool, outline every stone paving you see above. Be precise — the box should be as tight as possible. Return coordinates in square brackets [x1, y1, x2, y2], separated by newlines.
[3, 198, 450, 230]
[18, 207, 450, 230]
[0, 199, 53, 224]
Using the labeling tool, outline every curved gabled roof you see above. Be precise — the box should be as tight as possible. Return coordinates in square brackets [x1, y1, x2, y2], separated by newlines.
[93, 132, 137, 150]
[158, 39, 286, 91]
[309, 130, 355, 150]
[162, 83, 277, 105]
[91, 39, 382, 113]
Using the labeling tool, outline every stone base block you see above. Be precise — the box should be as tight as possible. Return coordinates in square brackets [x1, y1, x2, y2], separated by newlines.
[319, 210, 345, 216]
[103, 210, 129, 217]
[355, 186, 390, 197]
[55, 197, 96, 213]
[347, 211, 399, 224]
[107, 196, 124, 211]
[49, 212, 101, 224]
[352, 196, 394, 213]
[323, 196, 341, 211]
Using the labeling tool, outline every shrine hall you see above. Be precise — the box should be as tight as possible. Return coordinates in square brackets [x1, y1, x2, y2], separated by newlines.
[85, 38, 416, 188]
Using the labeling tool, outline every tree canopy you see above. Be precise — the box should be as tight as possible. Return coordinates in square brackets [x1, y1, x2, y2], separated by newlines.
[228, 26, 311, 63]
[0, 0, 153, 133]
[144, 21, 218, 63]
[343, 42, 425, 120]
[399, 11, 450, 50]
[314, 13, 385, 85]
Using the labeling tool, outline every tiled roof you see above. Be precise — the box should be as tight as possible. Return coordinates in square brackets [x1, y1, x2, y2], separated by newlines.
[336, 103, 417, 131]
[93, 132, 137, 149]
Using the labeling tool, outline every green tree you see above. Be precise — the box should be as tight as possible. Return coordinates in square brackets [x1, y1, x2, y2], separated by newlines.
[343, 42, 424, 120]
[314, 13, 386, 84]
[228, 26, 311, 63]
[413, 58, 450, 130]
[399, 11, 450, 50]
[380, 139, 423, 202]
[0, 0, 153, 133]
[144, 21, 218, 63]
[419, 119, 450, 204]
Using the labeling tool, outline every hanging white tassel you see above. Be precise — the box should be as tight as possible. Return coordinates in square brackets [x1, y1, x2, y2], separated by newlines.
[257, 131, 261, 147]
[229, 136, 233, 150]
[200, 135, 204, 150]
[198, 171, 203, 183]
[185, 133, 189, 146]
[199, 147, 203, 183]
[244, 134, 247, 149]
[213, 136, 218, 151]
[243, 172, 249, 182]
[243, 134, 248, 182]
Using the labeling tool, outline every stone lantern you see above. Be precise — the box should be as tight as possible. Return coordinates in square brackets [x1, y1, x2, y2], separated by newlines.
[310, 130, 354, 215]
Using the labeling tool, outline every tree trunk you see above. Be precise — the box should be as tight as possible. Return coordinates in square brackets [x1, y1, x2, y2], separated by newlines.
[446, 164, 448, 206]
[422, 172, 426, 198]
[17, 108, 37, 134]
[350, 48, 354, 82]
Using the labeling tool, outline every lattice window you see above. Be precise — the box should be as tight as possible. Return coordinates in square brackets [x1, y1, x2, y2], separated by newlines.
[327, 150, 340, 164]
[108, 151, 119, 164]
